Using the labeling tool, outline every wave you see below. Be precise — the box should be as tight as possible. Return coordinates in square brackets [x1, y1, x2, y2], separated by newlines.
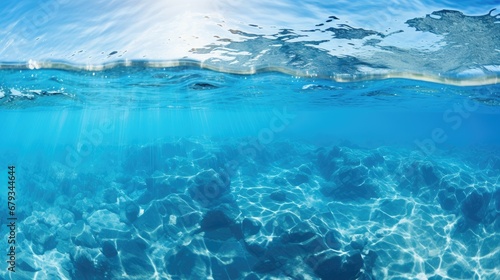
[1, 59, 499, 86]
[1, 7, 499, 86]
[1, 64, 500, 110]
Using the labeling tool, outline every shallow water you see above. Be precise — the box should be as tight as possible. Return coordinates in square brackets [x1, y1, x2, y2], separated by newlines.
[1, 1, 499, 280]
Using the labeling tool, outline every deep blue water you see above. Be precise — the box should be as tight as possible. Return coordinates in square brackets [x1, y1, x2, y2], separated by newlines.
[1, 1, 500, 280]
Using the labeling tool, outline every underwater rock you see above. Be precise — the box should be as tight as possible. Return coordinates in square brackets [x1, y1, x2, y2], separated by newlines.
[16, 251, 41, 272]
[115, 238, 153, 276]
[280, 222, 316, 244]
[252, 255, 287, 274]
[307, 253, 342, 280]
[363, 250, 378, 272]
[322, 165, 378, 200]
[71, 248, 95, 278]
[198, 206, 243, 240]
[215, 226, 243, 243]
[243, 273, 261, 280]
[191, 148, 207, 158]
[245, 241, 267, 258]
[343, 251, 364, 278]
[454, 217, 469, 233]
[166, 246, 211, 278]
[124, 202, 140, 222]
[281, 230, 316, 244]
[194, 153, 222, 170]
[307, 249, 366, 279]
[270, 190, 287, 202]
[210, 254, 253, 280]
[74, 228, 98, 248]
[189, 169, 231, 206]
[286, 172, 309, 185]
[143, 176, 188, 202]
[87, 209, 128, 234]
[461, 190, 490, 223]
[204, 229, 237, 251]
[299, 164, 312, 175]
[144, 176, 157, 191]
[71, 198, 95, 220]
[272, 176, 288, 186]
[124, 176, 148, 193]
[438, 189, 457, 211]
[363, 152, 385, 167]
[337, 165, 368, 187]
[378, 199, 409, 217]
[343, 153, 361, 166]
[101, 241, 118, 258]
[133, 204, 163, 232]
[17, 260, 41, 275]
[250, 230, 315, 275]
[122, 256, 155, 277]
[200, 210, 234, 232]
[70, 247, 109, 279]
[162, 141, 189, 157]
[399, 161, 441, 196]
[161, 196, 202, 233]
[455, 187, 467, 202]
[137, 189, 155, 205]
[446, 263, 475, 279]
[242, 218, 262, 237]
[117, 237, 149, 255]
[102, 188, 118, 204]
[494, 189, 500, 212]
[317, 146, 342, 180]
[298, 235, 330, 255]
[26, 223, 57, 255]
[349, 234, 367, 250]
[325, 230, 343, 250]
[263, 212, 301, 235]
[420, 163, 439, 186]
[319, 182, 337, 197]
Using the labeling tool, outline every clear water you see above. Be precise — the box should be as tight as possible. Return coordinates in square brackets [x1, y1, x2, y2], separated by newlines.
[0, 1, 499, 280]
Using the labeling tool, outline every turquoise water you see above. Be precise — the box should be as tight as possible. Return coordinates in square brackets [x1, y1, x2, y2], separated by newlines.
[1, 1, 500, 280]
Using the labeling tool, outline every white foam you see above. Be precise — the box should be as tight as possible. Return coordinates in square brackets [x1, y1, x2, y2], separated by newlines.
[10, 88, 35, 99]
[10, 88, 22, 96]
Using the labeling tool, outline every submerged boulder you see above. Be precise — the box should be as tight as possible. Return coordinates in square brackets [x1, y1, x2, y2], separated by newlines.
[70, 247, 110, 279]
[122, 255, 155, 278]
[317, 146, 342, 180]
[398, 161, 441, 196]
[325, 230, 343, 250]
[124, 202, 140, 222]
[166, 245, 211, 278]
[101, 241, 118, 258]
[242, 218, 262, 237]
[461, 189, 490, 223]
[438, 188, 458, 211]
[188, 169, 231, 206]
[307, 253, 342, 280]
[307, 250, 366, 280]
[270, 190, 288, 202]
[199, 210, 234, 232]
[363, 152, 385, 167]
[286, 172, 309, 186]
[321, 165, 378, 200]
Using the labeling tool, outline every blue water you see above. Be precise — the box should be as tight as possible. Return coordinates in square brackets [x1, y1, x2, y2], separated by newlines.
[1, 1, 500, 280]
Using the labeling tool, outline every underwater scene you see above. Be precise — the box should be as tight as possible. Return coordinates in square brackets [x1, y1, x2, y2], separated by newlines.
[0, 0, 499, 279]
